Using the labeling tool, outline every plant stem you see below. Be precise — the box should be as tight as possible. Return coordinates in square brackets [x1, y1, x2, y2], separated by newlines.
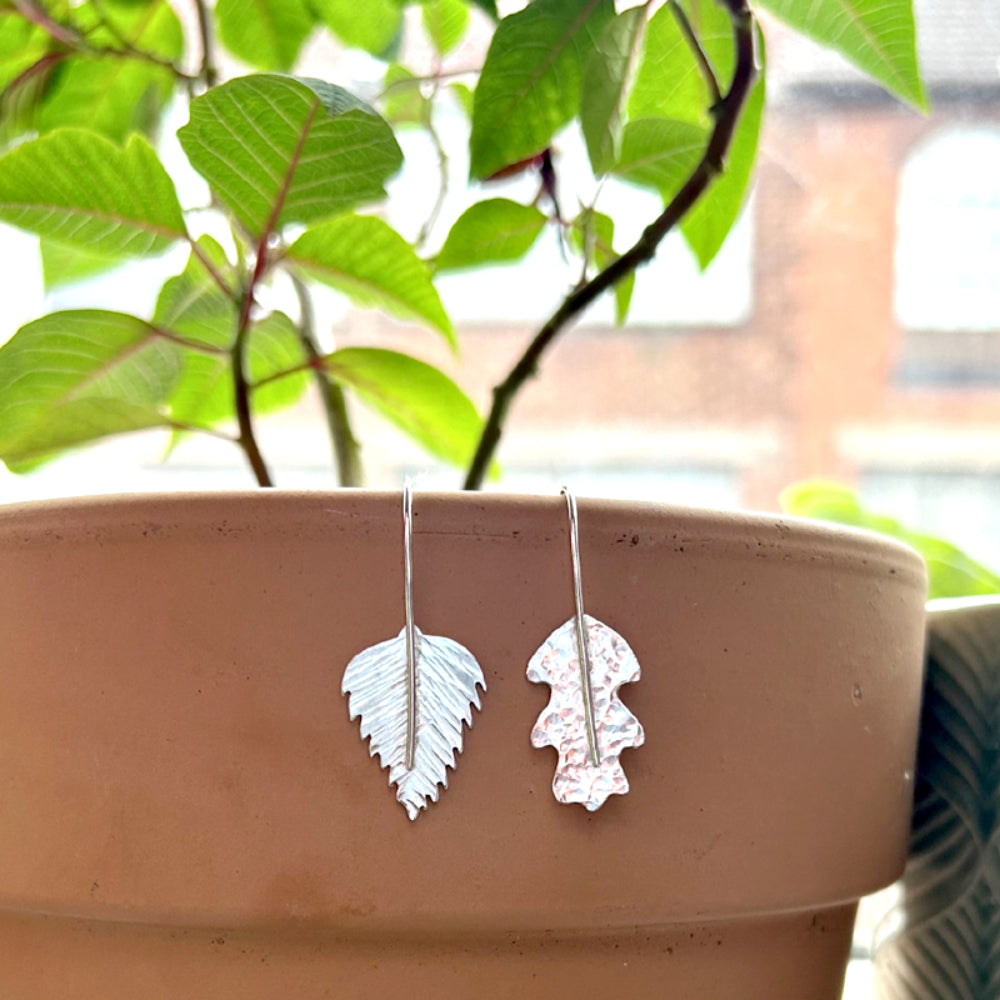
[415, 72, 449, 251]
[669, 0, 722, 106]
[192, 0, 218, 88]
[232, 253, 274, 487]
[290, 274, 364, 487]
[462, 0, 756, 491]
[14, 0, 197, 82]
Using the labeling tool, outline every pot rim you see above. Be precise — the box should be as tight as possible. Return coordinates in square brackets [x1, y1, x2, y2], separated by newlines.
[0, 488, 927, 584]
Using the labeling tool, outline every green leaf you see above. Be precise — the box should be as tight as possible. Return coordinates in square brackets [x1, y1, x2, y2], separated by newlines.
[178, 74, 403, 240]
[153, 235, 234, 346]
[581, 6, 645, 176]
[0, 12, 52, 140]
[755, 0, 926, 109]
[0, 128, 186, 255]
[569, 208, 633, 324]
[40, 239, 123, 291]
[381, 63, 427, 126]
[628, 2, 709, 125]
[248, 312, 310, 415]
[450, 81, 474, 119]
[287, 214, 454, 348]
[311, 0, 403, 56]
[422, 0, 470, 55]
[434, 198, 547, 273]
[467, 0, 497, 17]
[165, 312, 308, 433]
[469, 0, 614, 180]
[36, 0, 183, 142]
[780, 480, 1000, 600]
[612, 117, 707, 199]
[154, 238, 235, 434]
[0, 11, 49, 91]
[153, 239, 307, 440]
[324, 347, 482, 469]
[681, 19, 767, 269]
[0, 310, 180, 469]
[216, 0, 315, 71]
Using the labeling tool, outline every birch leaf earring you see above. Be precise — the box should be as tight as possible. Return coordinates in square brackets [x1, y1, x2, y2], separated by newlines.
[528, 488, 645, 811]
[342, 484, 486, 820]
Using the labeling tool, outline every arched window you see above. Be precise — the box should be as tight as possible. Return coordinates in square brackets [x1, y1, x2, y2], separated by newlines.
[895, 128, 1000, 331]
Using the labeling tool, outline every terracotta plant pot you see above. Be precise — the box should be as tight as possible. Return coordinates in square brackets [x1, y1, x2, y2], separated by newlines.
[0, 491, 926, 999]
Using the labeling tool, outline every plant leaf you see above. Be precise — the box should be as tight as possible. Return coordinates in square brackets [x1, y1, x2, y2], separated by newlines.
[36, 0, 183, 142]
[434, 198, 547, 273]
[0, 309, 181, 469]
[381, 63, 426, 125]
[781, 480, 1000, 599]
[40, 238, 123, 291]
[755, 0, 926, 109]
[178, 74, 403, 240]
[312, 0, 403, 56]
[469, 0, 614, 180]
[0, 129, 186, 255]
[570, 208, 633, 325]
[581, 5, 645, 176]
[612, 116, 707, 199]
[681, 19, 767, 269]
[323, 347, 481, 468]
[215, 0, 315, 71]
[628, 1, 709, 125]
[528, 614, 645, 811]
[0, 11, 50, 94]
[422, 0, 470, 55]
[343, 626, 485, 820]
[287, 214, 453, 347]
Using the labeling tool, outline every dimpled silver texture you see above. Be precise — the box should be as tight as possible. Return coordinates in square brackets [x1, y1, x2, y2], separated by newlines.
[342, 626, 485, 821]
[528, 614, 645, 811]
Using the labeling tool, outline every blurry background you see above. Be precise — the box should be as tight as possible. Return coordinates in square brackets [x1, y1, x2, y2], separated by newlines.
[2, 0, 998, 574]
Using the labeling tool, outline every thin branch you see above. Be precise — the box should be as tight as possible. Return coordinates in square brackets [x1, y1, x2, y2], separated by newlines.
[415, 71, 449, 250]
[188, 237, 237, 300]
[167, 420, 239, 443]
[232, 249, 275, 487]
[462, 0, 756, 490]
[12, 0, 197, 82]
[12, 0, 80, 47]
[249, 361, 312, 390]
[150, 323, 230, 355]
[377, 66, 479, 101]
[290, 273, 364, 487]
[669, 0, 722, 107]
[192, 0, 218, 88]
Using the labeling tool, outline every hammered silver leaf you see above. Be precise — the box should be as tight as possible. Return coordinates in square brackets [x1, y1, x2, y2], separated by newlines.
[528, 614, 644, 811]
[342, 626, 485, 820]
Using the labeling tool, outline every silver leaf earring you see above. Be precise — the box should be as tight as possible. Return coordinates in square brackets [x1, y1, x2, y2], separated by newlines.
[527, 487, 645, 811]
[342, 483, 486, 820]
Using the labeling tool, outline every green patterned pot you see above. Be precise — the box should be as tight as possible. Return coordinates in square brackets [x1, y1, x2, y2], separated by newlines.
[875, 596, 1000, 1000]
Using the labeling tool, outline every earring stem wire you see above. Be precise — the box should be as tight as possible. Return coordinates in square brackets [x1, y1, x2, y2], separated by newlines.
[403, 482, 418, 771]
[562, 487, 601, 767]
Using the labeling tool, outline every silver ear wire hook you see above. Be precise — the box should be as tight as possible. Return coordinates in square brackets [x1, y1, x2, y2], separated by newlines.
[562, 487, 600, 767]
[403, 481, 418, 771]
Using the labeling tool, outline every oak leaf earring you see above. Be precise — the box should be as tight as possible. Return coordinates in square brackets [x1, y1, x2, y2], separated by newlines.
[342, 483, 486, 820]
[527, 487, 645, 811]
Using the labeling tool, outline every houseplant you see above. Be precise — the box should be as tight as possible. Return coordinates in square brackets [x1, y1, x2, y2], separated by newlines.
[0, 1, 929, 998]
